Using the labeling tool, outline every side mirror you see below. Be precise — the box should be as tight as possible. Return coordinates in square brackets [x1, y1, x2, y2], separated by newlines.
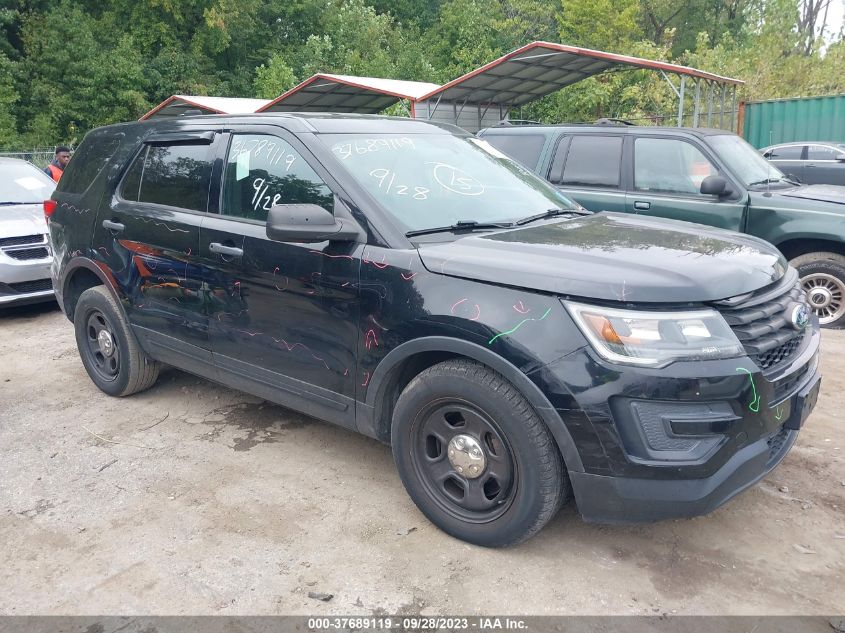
[700, 175, 730, 197]
[786, 173, 801, 183]
[266, 204, 360, 243]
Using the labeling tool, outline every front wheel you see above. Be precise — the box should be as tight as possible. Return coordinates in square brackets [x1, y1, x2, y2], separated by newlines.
[391, 359, 569, 547]
[791, 252, 845, 328]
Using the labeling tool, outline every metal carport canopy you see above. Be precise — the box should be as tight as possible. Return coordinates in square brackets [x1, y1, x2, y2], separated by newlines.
[257, 74, 441, 114]
[140, 95, 270, 120]
[417, 41, 743, 107]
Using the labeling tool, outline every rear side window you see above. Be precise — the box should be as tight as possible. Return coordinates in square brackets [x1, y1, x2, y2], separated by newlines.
[808, 145, 841, 160]
[57, 134, 120, 194]
[482, 134, 546, 170]
[767, 145, 803, 159]
[561, 136, 622, 188]
[120, 143, 213, 212]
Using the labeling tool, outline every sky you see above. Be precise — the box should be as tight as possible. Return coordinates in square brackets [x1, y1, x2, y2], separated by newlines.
[824, 0, 845, 43]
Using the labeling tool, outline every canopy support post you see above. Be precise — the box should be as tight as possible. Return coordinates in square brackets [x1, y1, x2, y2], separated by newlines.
[692, 79, 701, 128]
[677, 75, 686, 127]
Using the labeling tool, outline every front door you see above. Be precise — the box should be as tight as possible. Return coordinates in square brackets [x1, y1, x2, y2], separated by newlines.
[764, 144, 805, 183]
[625, 136, 747, 231]
[94, 132, 221, 363]
[200, 129, 360, 427]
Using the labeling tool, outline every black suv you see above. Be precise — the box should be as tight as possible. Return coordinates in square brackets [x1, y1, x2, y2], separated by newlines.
[48, 114, 821, 546]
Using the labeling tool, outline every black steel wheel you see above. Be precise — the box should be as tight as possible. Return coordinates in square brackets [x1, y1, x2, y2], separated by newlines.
[82, 309, 121, 382]
[392, 359, 569, 547]
[412, 399, 516, 523]
[74, 286, 160, 396]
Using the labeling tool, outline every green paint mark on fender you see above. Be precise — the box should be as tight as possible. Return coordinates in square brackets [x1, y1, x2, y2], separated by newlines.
[775, 405, 784, 421]
[735, 367, 761, 413]
[488, 307, 552, 345]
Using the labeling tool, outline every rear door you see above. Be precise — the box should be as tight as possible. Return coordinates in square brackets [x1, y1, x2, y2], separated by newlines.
[199, 127, 360, 427]
[805, 144, 845, 185]
[764, 144, 805, 182]
[625, 135, 747, 231]
[549, 134, 627, 213]
[479, 132, 548, 171]
[94, 131, 220, 363]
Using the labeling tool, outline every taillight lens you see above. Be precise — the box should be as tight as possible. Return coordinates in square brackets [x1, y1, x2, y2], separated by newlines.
[43, 199, 57, 219]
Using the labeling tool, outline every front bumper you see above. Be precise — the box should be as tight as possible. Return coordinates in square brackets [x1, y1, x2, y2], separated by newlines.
[533, 322, 821, 523]
[0, 242, 54, 306]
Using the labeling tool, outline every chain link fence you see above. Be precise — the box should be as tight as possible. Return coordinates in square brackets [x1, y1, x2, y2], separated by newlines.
[0, 147, 74, 169]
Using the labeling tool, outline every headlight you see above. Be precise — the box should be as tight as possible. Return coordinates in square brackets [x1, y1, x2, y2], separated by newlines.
[564, 301, 744, 367]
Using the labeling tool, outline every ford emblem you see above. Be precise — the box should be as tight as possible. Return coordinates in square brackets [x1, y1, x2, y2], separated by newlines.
[790, 303, 810, 330]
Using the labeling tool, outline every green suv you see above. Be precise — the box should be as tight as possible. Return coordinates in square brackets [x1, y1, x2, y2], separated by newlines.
[478, 124, 845, 327]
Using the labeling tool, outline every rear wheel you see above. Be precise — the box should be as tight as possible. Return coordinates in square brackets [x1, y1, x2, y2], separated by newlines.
[791, 252, 845, 328]
[74, 286, 159, 396]
[391, 359, 568, 547]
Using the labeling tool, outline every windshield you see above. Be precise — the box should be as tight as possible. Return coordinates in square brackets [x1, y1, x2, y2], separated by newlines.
[0, 161, 56, 203]
[708, 134, 790, 187]
[319, 133, 578, 232]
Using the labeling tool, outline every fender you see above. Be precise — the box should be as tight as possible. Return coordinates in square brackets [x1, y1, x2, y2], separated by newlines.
[360, 335, 585, 472]
[59, 256, 130, 324]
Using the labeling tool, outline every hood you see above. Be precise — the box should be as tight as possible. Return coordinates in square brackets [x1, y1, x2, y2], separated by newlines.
[417, 212, 787, 303]
[777, 184, 845, 206]
[0, 203, 48, 238]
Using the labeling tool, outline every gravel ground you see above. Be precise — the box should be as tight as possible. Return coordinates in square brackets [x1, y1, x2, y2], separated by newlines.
[0, 301, 843, 615]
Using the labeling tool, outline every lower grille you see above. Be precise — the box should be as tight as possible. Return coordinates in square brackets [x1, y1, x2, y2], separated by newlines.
[9, 278, 53, 293]
[5, 247, 49, 260]
[767, 425, 789, 462]
[0, 234, 42, 247]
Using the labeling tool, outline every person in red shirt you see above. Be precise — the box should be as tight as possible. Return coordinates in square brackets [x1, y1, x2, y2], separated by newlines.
[44, 146, 71, 182]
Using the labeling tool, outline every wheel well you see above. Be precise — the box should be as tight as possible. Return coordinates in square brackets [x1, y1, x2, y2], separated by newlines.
[64, 268, 103, 320]
[777, 238, 845, 261]
[373, 350, 459, 443]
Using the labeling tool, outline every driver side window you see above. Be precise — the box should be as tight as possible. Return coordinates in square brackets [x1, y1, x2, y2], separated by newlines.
[222, 134, 334, 222]
[634, 137, 718, 196]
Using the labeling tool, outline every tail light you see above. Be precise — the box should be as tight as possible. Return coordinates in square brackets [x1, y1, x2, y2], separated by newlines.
[43, 199, 57, 219]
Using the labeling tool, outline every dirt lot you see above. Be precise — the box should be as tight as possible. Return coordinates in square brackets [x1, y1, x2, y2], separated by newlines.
[0, 301, 843, 616]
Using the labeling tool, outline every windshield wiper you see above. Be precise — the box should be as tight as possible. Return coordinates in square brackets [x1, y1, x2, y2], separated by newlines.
[747, 178, 785, 187]
[405, 220, 514, 238]
[515, 207, 587, 226]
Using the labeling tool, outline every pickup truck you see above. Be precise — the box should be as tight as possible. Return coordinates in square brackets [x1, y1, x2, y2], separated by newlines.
[478, 124, 845, 327]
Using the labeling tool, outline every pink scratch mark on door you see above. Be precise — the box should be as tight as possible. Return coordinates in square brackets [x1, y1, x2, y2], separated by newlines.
[364, 329, 379, 350]
[362, 371, 371, 387]
[513, 301, 530, 314]
[273, 267, 288, 291]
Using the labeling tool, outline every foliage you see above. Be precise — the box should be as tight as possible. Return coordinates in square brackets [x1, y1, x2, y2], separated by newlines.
[0, 0, 842, 146]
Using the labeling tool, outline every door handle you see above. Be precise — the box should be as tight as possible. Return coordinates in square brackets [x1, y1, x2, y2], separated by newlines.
[633, 201, 651, 210]
[102, 219, 125, 233]
[209, 242, 243, 257]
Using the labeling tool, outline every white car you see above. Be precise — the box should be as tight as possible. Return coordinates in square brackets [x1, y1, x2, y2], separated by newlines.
[0, 157, 56, 306]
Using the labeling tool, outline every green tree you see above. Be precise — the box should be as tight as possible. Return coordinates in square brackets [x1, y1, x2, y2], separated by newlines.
[254, 54, 298, 99]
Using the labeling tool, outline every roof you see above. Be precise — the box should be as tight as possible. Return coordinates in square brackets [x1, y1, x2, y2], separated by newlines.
[418, 41, 744, 107]
[481, 123, 736, 136]
[257, 74, 442, 114]
[140, 95, 270, 120]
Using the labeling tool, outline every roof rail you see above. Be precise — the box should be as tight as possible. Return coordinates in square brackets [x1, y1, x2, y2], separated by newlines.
[495, 119, 541, 127]
[594, 117, 636, 126]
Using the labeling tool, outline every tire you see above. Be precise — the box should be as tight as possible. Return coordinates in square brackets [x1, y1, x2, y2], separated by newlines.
[790, 252, 845, 328]
[391, 359, 569, 547]
[73, 286, 160, 396]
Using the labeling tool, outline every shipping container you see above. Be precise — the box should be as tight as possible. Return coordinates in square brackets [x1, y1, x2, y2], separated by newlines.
[742, 94, 845, 148]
